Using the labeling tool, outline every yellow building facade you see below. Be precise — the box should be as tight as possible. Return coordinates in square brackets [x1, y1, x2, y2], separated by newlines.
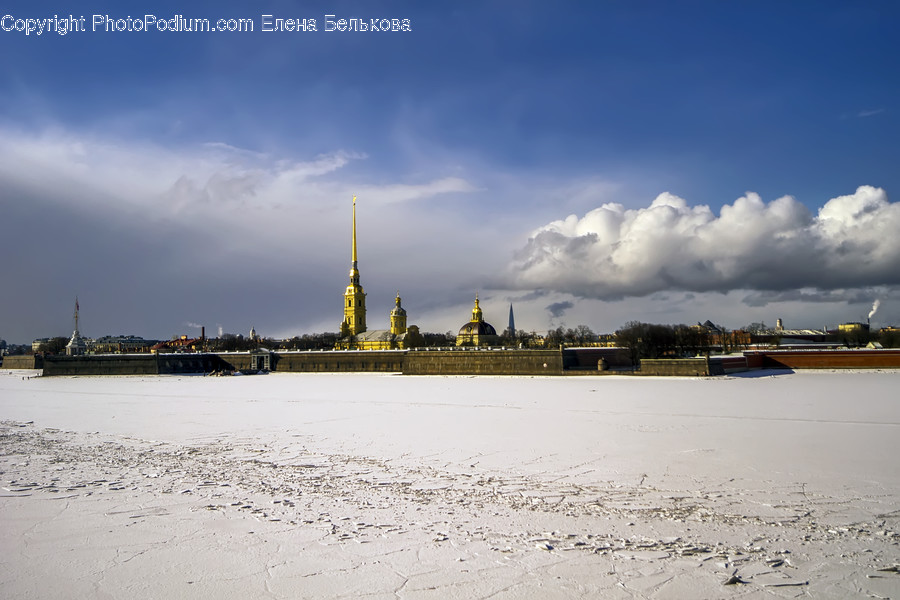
[838, 322, 869, 334]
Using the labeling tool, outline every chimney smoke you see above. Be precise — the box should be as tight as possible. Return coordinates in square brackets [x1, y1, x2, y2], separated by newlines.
[868, 299, 881, 320]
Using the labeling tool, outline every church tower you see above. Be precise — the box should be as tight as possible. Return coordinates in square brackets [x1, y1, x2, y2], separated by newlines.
[340, 196, 367, 337]
[65, 297, 87, 356]
[390, 292, 407, 335]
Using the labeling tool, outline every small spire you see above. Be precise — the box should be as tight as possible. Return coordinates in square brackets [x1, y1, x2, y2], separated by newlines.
[471, 293, 483, 322]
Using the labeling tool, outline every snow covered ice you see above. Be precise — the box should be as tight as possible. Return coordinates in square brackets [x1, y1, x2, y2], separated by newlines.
[1, 370, 898, 598]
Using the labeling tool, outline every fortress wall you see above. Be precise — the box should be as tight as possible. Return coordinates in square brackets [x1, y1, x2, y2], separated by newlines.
[33, 348, 900, 377]
[42, 354, 224, 376]
[639, 358, 711, 377]
[745, 353, 765, 369]
[750, 350, 900, 369]
[563, 348, 633, 370]
[403, 349, 563, 376]
[35, 352, 404, 376]
[274, 351, 406, 373]
[43, 355, 161, 376]
[157, 354, 224, 374]
[710, 356, 751, 374]
[1, 355, 44, 370]
[213, 353, 254, 371]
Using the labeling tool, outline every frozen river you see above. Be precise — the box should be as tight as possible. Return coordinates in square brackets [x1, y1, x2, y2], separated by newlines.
[1, 370, 898, 598]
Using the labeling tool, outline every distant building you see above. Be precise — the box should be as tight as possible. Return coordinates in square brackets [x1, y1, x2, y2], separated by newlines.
[91, 335, 156, 354]
[597, 333, 619, 348]
[835, 321, 872, 347]
[151, 335, 202, 353]
[692, 320, 723, 337]
[456, 295, 500, 347]
[342, 293, 423, 350]
[750, 319, 829, 347]
[32, 338, 52, 353]
[838, 322, 869, 334]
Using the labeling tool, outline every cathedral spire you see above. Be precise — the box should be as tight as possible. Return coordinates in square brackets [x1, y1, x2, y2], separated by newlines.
[341, 195, 366, 337]
[351, 195, 358, 265]
[349, 195, 360, 285]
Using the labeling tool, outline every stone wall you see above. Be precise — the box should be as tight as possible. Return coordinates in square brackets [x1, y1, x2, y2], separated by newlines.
[43, 355, 159, 376]
[31, 350, 563, 376]
[42, 354, 224, 376]
[709, 356, 752, 374]
[34, 348, 899, 377]
[562, 348, 633, 370]
[274, 351, 406, 373]
[214, 352, 254, 372]
[639, 358, 711, 377]
[748, 349, 900, 369]
[1, 355, 44, 369]
[402, 349, 563, 376]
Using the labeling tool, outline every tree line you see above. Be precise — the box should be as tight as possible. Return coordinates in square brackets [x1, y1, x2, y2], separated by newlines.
[11, 321, 898, 357]
[614, 321, 724, 363]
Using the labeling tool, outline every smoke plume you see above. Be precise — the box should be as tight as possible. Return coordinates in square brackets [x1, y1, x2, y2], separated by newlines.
[868, 299, 881, 319]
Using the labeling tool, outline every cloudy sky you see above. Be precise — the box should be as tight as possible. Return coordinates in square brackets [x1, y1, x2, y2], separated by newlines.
[1, 1, 899, 343]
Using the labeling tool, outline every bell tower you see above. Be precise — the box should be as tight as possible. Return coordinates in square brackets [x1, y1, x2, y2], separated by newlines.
[390, 292, 407, 335]
[340, 196, 367, 336]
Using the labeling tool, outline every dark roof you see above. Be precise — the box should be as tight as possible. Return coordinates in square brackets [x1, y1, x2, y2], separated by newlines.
[459, 321, 497, 336]
[356, 329, 395, 342]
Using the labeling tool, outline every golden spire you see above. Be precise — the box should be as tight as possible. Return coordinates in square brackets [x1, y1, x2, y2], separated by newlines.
[349, 195, 360, 285]
[351, 195, 358, 265]
[342, 195, 367, 337]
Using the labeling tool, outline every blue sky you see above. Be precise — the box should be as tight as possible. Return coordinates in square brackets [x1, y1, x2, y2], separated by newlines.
[1, 1, 899, 343]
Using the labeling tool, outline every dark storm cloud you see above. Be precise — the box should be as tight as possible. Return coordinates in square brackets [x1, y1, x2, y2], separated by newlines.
[546, 301, 574, 318]
[0, 128, 482, 342]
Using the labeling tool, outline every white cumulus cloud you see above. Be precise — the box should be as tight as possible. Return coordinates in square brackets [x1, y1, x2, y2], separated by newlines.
[508, 186, 900, 302]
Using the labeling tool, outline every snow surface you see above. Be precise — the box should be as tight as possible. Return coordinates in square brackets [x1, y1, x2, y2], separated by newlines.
[1, 370, 898, 598]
